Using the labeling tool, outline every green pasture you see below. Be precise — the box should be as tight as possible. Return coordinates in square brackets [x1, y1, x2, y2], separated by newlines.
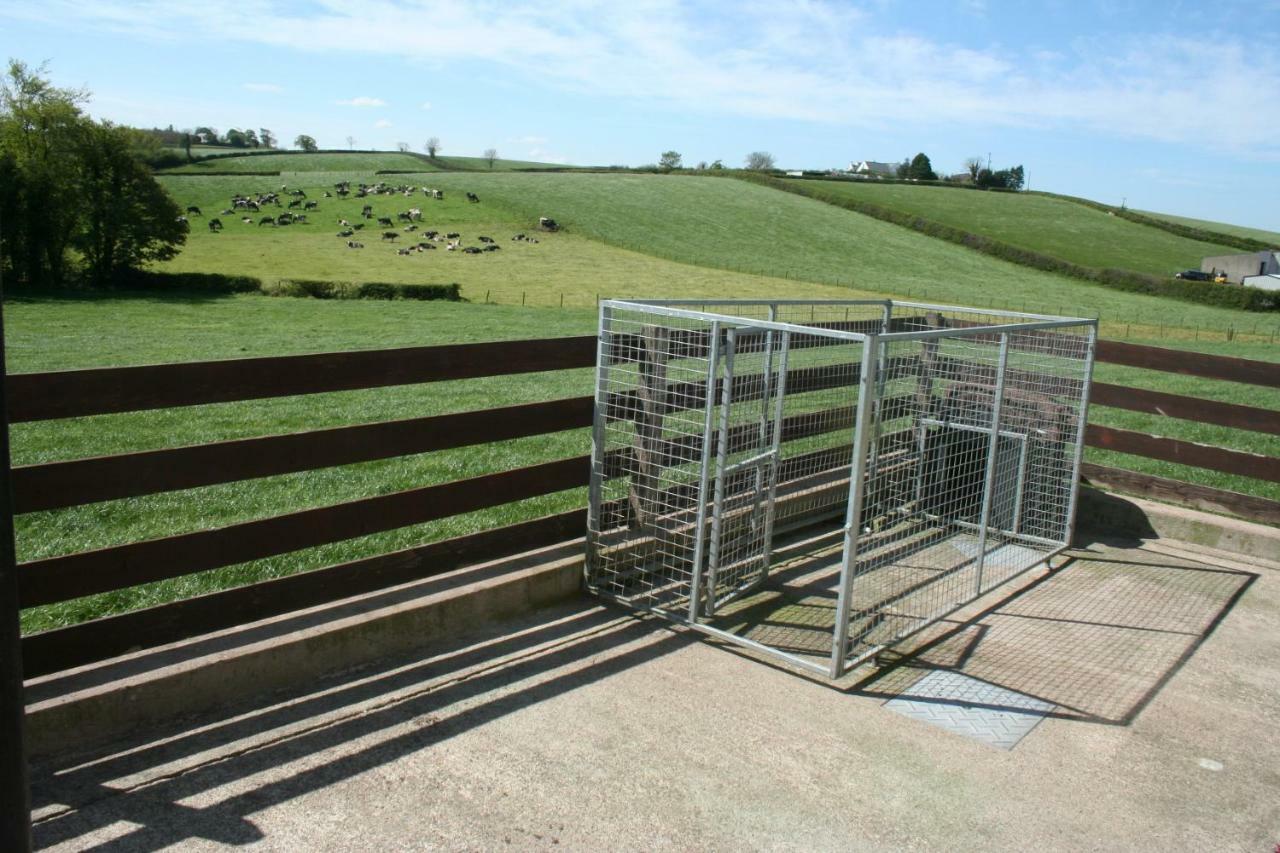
[785, 179, 1239, 278]
[160, 150, 567, 174]
[156, 171, 1280, 341]
[1134, 210, 1280, 246]
[7, 291, 1278, 634]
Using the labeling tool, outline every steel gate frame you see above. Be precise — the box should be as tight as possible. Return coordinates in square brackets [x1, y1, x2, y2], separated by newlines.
[586, 299, 1097, 679]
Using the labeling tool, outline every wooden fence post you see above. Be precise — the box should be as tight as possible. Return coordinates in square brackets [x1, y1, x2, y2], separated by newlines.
[0, 272, 33, 851]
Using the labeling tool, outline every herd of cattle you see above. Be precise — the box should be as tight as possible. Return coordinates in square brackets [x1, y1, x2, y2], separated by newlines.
[176, 180, 561, 257]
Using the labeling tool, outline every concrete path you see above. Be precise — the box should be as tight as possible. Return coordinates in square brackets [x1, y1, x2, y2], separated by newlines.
[28, 538, 1280, 851]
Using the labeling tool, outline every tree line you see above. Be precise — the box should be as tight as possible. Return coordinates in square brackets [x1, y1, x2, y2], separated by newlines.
[0, 61, 185, 288]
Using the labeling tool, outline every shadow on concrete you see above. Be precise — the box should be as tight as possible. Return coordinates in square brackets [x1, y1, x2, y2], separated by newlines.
[849, 546, 1256, 726]
[29, 604, 688, 851]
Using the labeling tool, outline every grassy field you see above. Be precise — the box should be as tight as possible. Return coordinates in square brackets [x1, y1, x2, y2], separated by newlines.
[783, 179, 1240, 278]
[1134, 210, 1280, 245]
[160, 150, 568, 174]
[7, 291, 1278, 634]
[10, 162, 1278, 633]
[156, 171, 1280, 340]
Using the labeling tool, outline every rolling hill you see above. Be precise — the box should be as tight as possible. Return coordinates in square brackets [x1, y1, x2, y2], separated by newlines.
[160, 150, 570, 174]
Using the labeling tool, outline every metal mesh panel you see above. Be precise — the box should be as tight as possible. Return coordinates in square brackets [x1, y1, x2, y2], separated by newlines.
[586, 300, 1095, 679]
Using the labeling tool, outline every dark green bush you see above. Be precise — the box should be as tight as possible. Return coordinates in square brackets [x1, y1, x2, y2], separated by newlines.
[265, 279, 462, 301]
[112, 269, 263, 293]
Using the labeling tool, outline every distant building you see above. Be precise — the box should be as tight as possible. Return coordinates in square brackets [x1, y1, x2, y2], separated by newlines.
[848, 160, 898, 178]
[1243, 273, 1280, 292]
[1200, 250, 1280, 284]
[785, 170, 803, 177]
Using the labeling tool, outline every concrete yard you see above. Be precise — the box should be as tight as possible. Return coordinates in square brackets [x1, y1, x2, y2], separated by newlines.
[27, 535, 1280, 851]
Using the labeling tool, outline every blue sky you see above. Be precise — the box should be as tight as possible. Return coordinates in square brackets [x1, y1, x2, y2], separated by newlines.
[2, 0, 1277, 230]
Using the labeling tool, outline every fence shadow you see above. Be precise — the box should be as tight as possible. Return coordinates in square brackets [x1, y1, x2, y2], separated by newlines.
[29, 602, 688, 851]
[849, 546, 1256, 726]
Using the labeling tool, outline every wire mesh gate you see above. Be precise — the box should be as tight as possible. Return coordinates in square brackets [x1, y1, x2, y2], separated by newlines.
[586, 300, 1097, 678]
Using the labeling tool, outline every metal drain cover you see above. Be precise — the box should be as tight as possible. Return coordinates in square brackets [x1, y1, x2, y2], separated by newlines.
[883, 670, 1054, 750]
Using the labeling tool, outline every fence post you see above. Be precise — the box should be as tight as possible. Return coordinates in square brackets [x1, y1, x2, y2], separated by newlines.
[0, 274, 33, 851]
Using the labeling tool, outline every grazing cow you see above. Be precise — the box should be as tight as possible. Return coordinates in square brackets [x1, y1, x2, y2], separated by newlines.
[423, 230, 439, 239]
[186, 206, 202, 216]
[338, 228, 354, 237]
[304, 201, 318, 210]
[362, 204, 374, 215]
[512, 233, 526, 241]
[397, 212, 412, 222]
[377, 216, 393, 227]
[404, 224, 418, 232]
[466, 192, 479, 203]
[478, 236, 493, 243]
[397, 247, 412, 256]
[276, 214, 293, 226]
[208, 218, 223, 232]
[175, 216, 188, 225]
[526, 237, 539, 244]
[352, 222, 365, 230]
[445, 231, 460, 239]
[259, 216, 275, 226]
[446, 240, 459, 251]
[288, 199, 302, 209]
[381, 231, 399, 242]
[433, 190, 443, 200]
[241, 217, 253, 224]
[482, 244, 500, 252]
[417, 242, 437, 250]
[539, 217, 559, 231]
[338, 219, 351, 227]
[408, 207, 422, 220]
[347, 240, 364, 249]
[462, 246, 482, 254]
[220, 208, 235, 215]
[294, 214, 308, 223]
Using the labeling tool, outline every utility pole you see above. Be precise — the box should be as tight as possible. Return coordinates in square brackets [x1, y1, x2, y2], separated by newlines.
[0, 218, 32, 851]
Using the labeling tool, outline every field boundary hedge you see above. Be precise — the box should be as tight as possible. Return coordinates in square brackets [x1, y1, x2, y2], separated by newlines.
[65, 270, 463, 301]
[742, 173, 1278, 312]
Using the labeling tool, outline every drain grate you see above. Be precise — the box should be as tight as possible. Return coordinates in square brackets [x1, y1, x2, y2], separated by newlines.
[883, 670, 1054, 750]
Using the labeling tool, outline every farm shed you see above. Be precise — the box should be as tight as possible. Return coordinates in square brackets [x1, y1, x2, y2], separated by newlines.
[1200, 250, 1280, 284]
[1242, 273, 1280, 291]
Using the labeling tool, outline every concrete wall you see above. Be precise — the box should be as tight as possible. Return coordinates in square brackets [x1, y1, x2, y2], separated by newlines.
[1201, 251, 1279, 284]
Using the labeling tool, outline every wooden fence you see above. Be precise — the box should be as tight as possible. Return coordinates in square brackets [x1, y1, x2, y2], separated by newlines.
[4, 333, 1278, 681]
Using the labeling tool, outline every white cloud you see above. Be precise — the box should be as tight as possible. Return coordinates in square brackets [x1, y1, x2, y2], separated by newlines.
[243, 82, 284, 93]
[420, 101, 432, 110]
[335, 96, 386, 108]
[374, 118, 392, 128]
[10, 1, 1280, 157]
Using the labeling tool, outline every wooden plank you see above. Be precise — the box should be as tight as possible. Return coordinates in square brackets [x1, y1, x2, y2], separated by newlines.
[1089, 383, 1280, 435]
[6, 335, 598, 423]
[1085, 424, 1280, 483]
[12, 397, 594, 514]
[20, 508, 588, 678]
[1095, 340, 1280, 388]
[1080, 463, 1280, 527]
[18, 455, 591, 608]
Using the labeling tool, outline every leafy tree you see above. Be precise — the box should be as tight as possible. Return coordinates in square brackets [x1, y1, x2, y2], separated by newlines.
[908, 152, 936, 181]
[659, 150, 682, 170]
[77, 121, 185, 285]
[259, 127, 276, 148]
[895, 158, 910, 178]
[0, 61, 184, 288]
[194, 126, 218, 144]
[182, 131, 193, 161]
[345, 135, 355, 150]
[0, 60, 88, 287]
[709, 159, 724, 170]
[294, 134, 318, 152]
[243, 129, 259, 148]
[963, 156, 982, 181]
[425, 136, 440, 157]
[744, 151, 775, 171]
[225, 128, 247, 147]
[695, 161, 707, 170]
[484, 147, 498, 169]
[396, 141, 410, 153]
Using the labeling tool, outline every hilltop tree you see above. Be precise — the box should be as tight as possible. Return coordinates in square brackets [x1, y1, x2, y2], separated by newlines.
[709, 159, 724, 170]
[659, 150, 682, 170]
[259, 127, 276, 148]
[294, 134, 318, 152]
[396, 141, 410, 153]
[963, 156, 982, 181]
[194, 126, 218, 144]
[345, 135, 355, 150]
[182, 131, 193, 161]
[484, 147, 498, 169]
[425, 137, 441, 158]
[744, 151, 775, 171]
[225, 128, 247, 148]
[908, 152, 936, 181]
[243, 129, 259, 148]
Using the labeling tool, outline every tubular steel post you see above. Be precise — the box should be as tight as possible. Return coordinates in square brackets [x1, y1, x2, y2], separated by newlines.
[973, 332, 1011, 595]
[584, 304, 612, 588]
[0, 274, 33, 851]
[829, 335, 879, 678]
[687, 322, 722, 622]
[1062, 323, 1099, 549]
[760, 331, 791, 571]
[704, 327, 738, 616]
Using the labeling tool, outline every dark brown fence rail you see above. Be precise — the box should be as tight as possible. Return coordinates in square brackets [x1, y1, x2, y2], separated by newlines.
[6, 333, 1278, 679]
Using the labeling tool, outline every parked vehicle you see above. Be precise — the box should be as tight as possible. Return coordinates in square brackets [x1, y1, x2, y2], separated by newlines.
[1175, 270, 1212, 281]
